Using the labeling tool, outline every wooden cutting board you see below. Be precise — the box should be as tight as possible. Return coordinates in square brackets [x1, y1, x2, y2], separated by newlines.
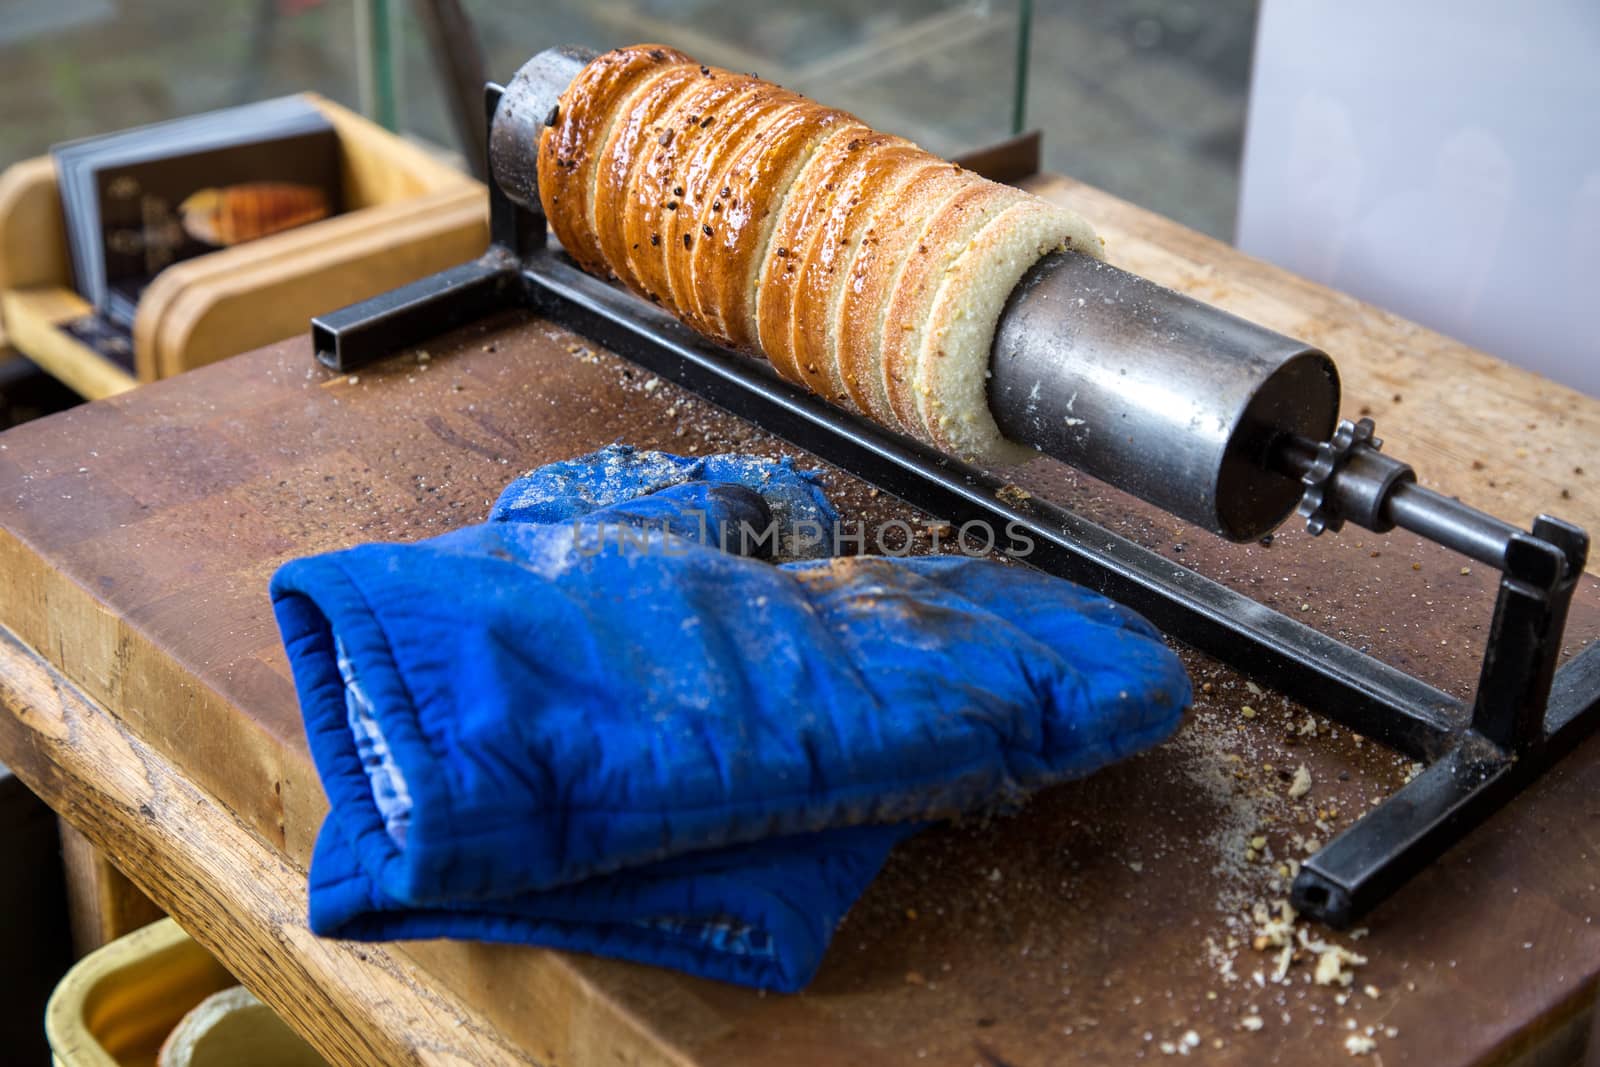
[0, 175, 1597, 1066]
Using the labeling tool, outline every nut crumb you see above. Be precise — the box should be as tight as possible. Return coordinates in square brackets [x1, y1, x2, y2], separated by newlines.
[1309, 935, 1367, 986]
[1288, 765, 1312, 799]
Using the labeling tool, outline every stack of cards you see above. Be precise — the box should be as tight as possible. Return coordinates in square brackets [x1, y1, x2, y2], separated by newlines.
[51, 96, 343, 365]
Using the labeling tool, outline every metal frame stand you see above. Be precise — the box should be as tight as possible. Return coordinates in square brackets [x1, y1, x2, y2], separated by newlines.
[309, 85, 1600, 930]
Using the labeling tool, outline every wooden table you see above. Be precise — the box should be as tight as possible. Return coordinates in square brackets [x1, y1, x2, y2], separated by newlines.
[1, 175, 1597, 1066]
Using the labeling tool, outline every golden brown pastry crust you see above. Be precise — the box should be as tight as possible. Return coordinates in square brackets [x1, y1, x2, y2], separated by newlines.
[834, 162, 973, 422]
[788, 142, 931, 407]
[753, 121, 876, 386]
[593, 63, 704, 297]
[675, 83, 800, 337]
[879, 180, 1027, 436]
[649, 76, 763, 329]
[538, 45, 691, 276]
[620, 72, 750, 315]
[611, 68, 708, 306]
[696, 98, 851, 349]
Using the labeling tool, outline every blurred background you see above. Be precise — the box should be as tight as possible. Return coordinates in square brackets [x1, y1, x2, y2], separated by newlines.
[1, 0, 1595, 407]
[0, 0, 1258, 241]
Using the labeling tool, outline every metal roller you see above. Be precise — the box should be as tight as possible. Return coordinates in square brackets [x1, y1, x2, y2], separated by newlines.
[991, 253, 1340, 540]
[489, 46, 596, 215]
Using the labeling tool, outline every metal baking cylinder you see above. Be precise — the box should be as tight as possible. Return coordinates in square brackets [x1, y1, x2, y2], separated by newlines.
[492, 48, 1341, 541]
[991, 252, 1340, 540]
[489, 45, 597, 214]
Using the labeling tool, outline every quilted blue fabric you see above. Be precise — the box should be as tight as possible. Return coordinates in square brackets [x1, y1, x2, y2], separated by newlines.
[271, 446, 1189, 991]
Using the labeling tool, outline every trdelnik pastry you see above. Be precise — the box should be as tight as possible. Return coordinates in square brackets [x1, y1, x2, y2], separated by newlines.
[536, 44, 1103, 465]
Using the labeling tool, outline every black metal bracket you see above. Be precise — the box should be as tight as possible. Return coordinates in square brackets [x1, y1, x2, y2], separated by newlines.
[309, 83, 1600, 930]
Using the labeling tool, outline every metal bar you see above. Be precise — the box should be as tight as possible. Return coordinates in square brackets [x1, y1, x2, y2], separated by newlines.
[368, 0, 398, 131]
[520, 247, 1465, 759]
[311, 254, 521, 373]
[1012, 0, 1033, 136]
[1471, 522, 1582, 750]
[409, 0, 489, 179]
[1291, 738, 1512, 927]
[1549, 640, 1600, 738]
[1386, 483, 1523, 571]
[1293, 519, 1592, 926]
[1296, 637, 1600, 927]
[485, 83, 546, 258]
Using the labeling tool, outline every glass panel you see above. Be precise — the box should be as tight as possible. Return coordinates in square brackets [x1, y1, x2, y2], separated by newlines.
[382, 1, 1256, 239]
[0, 0, 362, 165]
[386, 0, 1028, 163]
[0, 1, 1257, 241]
[1028, 1, 1259, 238]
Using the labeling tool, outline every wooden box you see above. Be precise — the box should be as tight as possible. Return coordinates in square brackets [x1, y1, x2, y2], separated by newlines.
[0, 94, 487, 399]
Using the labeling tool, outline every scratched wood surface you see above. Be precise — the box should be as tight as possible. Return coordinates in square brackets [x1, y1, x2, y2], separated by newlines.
[0, 176, 1597, 1066]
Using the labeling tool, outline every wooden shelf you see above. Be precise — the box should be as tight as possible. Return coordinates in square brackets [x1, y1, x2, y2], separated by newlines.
[0, 94, 487, 399]
[0, 287, 135, 399]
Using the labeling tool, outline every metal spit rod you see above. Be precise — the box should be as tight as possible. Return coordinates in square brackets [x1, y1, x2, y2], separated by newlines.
[493, 46, 1557, 579]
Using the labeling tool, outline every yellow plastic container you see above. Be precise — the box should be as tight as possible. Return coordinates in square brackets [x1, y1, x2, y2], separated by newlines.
[46, 918, 239, 1067]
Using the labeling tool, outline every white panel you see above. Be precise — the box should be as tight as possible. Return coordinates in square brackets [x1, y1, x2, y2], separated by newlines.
[1238, 0, 1600, 397]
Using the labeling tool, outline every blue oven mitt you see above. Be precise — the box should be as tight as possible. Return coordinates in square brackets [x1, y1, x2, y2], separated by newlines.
[271, 445, 1189, 991]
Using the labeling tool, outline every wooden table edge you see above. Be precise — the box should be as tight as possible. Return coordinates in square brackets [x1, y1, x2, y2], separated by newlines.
[0, 622, 695, 1067]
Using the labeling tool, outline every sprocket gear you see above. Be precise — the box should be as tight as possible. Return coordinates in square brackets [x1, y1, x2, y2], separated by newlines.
[1298, 417, 1383, 536]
